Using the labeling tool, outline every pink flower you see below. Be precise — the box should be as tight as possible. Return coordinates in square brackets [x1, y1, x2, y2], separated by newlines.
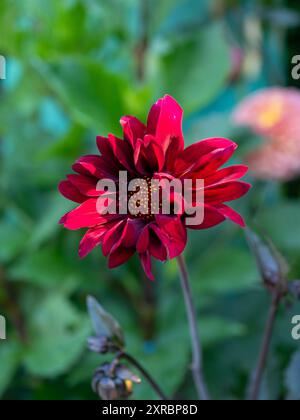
[233, 87, 300, 139]
[59, 95, 250, 280]
[233, 87, 300, 181]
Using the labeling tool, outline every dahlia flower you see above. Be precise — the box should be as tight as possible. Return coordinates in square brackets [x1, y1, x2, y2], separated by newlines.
[59, 95, 250, 280]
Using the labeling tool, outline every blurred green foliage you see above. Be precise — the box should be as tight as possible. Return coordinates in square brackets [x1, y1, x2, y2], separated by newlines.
[0, 0, 300, 400]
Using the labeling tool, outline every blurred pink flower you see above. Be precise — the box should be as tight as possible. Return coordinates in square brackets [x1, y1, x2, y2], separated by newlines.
[246, 140, 300, 181]
[233, 87, 300, 181]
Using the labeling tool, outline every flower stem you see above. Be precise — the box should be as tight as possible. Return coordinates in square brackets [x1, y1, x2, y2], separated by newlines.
[248, 293, 281, 400]
[122, 352, 168, 400]
[177, 254, 210, 401]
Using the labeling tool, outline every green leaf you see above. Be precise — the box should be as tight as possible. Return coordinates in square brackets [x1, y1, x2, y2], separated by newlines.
[0, 340, 21, 397]
[24, 294, 90, 378]
[256, 202, 300, 252]
[9, 247, 79, 292]
[34, 58, 128, 134]
[124, 287, 245, 400]
[153, 22, 231, 114]
[186, 112, 236, 146]
[27, 194, 73, 250]
[192, 245, 258, 294]
[0, 221, 28, 263]
[285, 350, 300, 400]
[151, 0, 209, 37]
[199, 317, 246, 346]
[87, 296, 124, 348]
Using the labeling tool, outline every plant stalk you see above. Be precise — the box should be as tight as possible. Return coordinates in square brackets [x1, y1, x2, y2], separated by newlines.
[177, 254, 210, 400]
[248, 293, 281, 400]
[122, 352, 168, 400]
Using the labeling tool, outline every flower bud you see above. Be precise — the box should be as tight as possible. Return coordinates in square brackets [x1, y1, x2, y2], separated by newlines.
[87, 336, 119, 354]
[288, 280, 300, 300]
[92, 362, 141, 400]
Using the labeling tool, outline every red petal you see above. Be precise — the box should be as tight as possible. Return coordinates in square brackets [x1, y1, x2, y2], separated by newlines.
[205, 181, 251, 203]
[147, 95, 184, 154]
[134, 136, 165, 174]
[67, 174, 103, 197]
[148, 226, 168, 261]
[120, 116, 146, 148]
[79, 226, 108, 258]
[204, 165, 248, 187]
[186, 204, 226, 230]
[108, 247, 135, 269]
[72, 155, 104, 178]
[58, 180, 86, 203]
[139, 252, 155, 281]
[216, 204, 246, 227]
[59, 199, 114, 230]
[136, 225, 150, 254]
[155, 215, 187, 259]
[72, 155, 119, 180]
[102, 220, 126, 257]
[121, 219, 145, 248]
[97, 135, 134, 173]
[176, 138, 237, 176]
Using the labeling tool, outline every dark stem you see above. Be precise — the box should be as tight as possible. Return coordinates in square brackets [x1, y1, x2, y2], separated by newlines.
[177, 254, 210, 400]
[248, 293, 281, 400]
[122, 352, 168, 400]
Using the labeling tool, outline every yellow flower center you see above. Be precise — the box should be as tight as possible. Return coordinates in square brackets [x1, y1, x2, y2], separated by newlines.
[258, 98, 283, 129]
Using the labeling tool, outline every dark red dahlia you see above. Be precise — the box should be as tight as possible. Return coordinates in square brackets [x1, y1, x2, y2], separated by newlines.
[59, 95, 250, 280]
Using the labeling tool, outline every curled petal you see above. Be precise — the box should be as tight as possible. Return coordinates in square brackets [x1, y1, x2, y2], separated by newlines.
[73, 155, 120, 180]
[97, 135, 135, 173]
[108, 246, 135, 269]
[136, 225, 150, 254]
[176, 138, 237, 177]
[121, 219, 146, 248]
[134, 136, 165, 174]
[120, 116, 146, 148]
[216, 204, 246, 227]
[205, 181, 251, 204]
[186, 204, 226, 230]
[79, 226, 108, 258]
[58, 180, 86, 203]
[72, 155, 105, 178]
[204, 165, 248, 187]
[102, 220, 126, 257]
[67, 174, 103, 197]
[59, 199, 120, 230]
[139, 251, 155, 281]
[155, 215, 187, 259]
[105, 219, 144, 268]
[148, 226, 168, 261]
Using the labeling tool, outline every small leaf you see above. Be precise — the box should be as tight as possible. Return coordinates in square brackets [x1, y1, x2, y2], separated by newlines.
[245, 227, 289, 293]
[87, 296, 125, 348]
[0, 340, 21, 397]
[24, 294, 90, 378]
[256, 203, 300, 251]
[154, 22, 231, 114]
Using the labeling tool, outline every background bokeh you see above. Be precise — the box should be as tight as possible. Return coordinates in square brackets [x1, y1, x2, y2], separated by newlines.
[0, 0, 300, 400]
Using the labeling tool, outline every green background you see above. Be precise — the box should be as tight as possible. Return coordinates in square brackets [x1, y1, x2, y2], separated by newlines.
[0, 0, 300, 400]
